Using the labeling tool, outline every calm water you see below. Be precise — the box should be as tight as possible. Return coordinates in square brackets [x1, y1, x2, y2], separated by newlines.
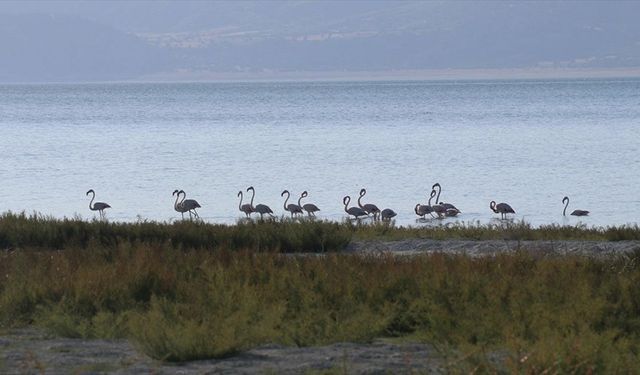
[1, 79, 639, 227]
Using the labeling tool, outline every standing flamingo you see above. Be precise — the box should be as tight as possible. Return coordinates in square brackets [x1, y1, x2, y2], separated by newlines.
[247, 186, 274, 219]
[415, 190, 437, 219]
[490, 200, 515, 220]
[86, 189, 111, 219]
[178, 190, 202, 220]
[281, 190, 304, 218]
[563, 196, 589, 216]
[343, 196, 369, 220]
[238, 191, 253, 217]
[298, 191, 320, 217]
[358, 188, 381, 219]
[432, 183, 461, 214]
[173, 189, 190, 219]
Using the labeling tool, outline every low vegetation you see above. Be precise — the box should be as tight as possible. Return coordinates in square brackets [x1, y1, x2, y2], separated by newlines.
[1, 212, 639, 252]
[1, 212, 640, 371]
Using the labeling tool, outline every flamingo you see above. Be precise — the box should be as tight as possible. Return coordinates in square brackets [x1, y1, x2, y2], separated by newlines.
[380, 208, 397, 221]
[172, 189, 190, 219]
[490, 200, 515, 220]
[178, 190, 201, 220]
[563, 196, 589, 217]
[86, 189, 110, 219]
[432, 182, 461, 213]
[281, 190, 304, 218]
[358, 188, 381, 219]
[298, 191, 320, 217]
[343, 196, 369, 220]
[415, 203, 434, 219]
[238, 191, 253, 217]
[247, 186, 274, 219]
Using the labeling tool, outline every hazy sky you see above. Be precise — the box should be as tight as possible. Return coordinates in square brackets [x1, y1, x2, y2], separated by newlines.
[1, 1, 639, 82]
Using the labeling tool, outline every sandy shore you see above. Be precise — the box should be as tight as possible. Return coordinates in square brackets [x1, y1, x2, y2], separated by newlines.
[347, 239, 640, 257]
[0, 328, 445, 374]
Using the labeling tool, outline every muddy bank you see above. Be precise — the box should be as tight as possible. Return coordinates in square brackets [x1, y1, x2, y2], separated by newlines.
[0, 328, 445, 374]
[346, 239, 640, 257]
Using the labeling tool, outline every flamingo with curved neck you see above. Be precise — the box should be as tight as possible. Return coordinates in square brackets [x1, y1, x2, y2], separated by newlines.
[281, 190, 303, 218]
[86, 189, 111, 219]
[238, 191, 253, 217]
[563, 196, 589, 216]
[343, 196, 369, 220]
[490, 200, 515, 220]
[358, 188, 380, 219]
[247, 186, 274, 219]
[299, 191, 320, 217]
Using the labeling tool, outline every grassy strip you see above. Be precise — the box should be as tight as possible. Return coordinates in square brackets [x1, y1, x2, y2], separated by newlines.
[1, 244, 640, 372]
[1, 212, 640, 253]
[0, 212, 351, 252]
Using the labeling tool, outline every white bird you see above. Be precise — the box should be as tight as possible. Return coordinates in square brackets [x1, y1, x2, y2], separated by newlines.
[238, 190, 254, 218]
[86, 189, 111, 219]
[358, 188, 381, 219]
[490, 200, 515, 220]
[298, 191, 320, 217]
[281, 190, 304, 218]
[247, 186, 274, 219]
[563, 196, 589, 217]
[343, 196, 369, 220]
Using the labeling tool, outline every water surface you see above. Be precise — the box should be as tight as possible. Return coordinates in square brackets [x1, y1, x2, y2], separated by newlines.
[1, 79, 638, 227]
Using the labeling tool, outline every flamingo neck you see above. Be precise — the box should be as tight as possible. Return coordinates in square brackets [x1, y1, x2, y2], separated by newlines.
[238, 192, 243, 210]
[174, 193, 180, 210]
[249, 189, 255, 209]
[283, 191, 290, 210]
[563, 198, 569, 216]
[88, 191, 95, 210]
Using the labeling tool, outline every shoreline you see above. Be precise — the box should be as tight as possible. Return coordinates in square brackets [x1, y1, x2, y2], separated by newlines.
[346, 239, 640, 257]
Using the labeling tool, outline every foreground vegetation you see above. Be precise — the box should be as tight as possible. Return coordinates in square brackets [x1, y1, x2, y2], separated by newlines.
[2, 212, 640, 371]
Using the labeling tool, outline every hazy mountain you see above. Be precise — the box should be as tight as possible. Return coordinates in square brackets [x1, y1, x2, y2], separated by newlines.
[1, 1, 639, 82]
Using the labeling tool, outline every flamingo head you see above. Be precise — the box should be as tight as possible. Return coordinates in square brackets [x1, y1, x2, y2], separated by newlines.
[562, 196, 569, 204]
[281, 190, 289, 197]
[86, 189, 94, 196]
[359, 188, 366, 196]
[247, 186, 254, 192]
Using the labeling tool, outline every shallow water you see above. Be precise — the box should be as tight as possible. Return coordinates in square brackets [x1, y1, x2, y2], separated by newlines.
[0, 79, 638, 227]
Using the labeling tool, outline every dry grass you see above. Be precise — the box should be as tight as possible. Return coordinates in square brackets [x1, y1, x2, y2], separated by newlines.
[1, 241, 640, 371]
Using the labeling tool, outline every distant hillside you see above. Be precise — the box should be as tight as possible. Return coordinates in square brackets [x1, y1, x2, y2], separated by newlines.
[0, 13, 173, 82]
[1, 1, 639, 82]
